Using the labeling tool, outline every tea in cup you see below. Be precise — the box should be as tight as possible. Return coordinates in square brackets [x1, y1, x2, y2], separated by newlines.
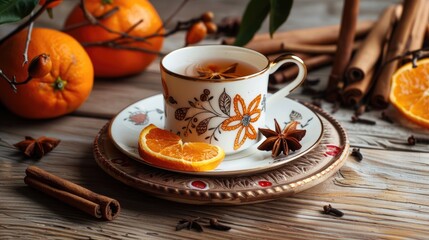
[160, 45, 306, 154]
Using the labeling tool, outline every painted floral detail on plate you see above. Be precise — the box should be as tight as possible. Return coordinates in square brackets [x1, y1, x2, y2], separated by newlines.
[187, 180, 209, 190]
[324, 144, 342, 157]
[173, 88, 264, 150]
[285, 110, 313, 128]
[124, 106, 164, 126]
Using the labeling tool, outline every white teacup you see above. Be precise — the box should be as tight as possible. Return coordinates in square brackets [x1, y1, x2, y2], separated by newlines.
[160, 45, 306, 154]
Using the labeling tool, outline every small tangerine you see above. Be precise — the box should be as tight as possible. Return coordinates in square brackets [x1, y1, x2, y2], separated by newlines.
[185, 21, 207, 46]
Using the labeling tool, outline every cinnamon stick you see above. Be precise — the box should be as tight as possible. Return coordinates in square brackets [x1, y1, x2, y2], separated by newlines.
[342, 69, 375, 106]
[282, 41, 362, 55]
[24, 166, 120, 221]
[326, 0, 360, 101]
[222, 21, 373, 55]
[267, 52, 310, 62]
[408, 1, 429, 51]
[346, 5, 400, 83]
[222, 21, 373, 46]
[371, 0, 423, 109]
[270, 54, 334, 84]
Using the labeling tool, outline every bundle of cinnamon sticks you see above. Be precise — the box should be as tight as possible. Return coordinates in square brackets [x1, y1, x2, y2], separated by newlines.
[222, 0, 429, 111]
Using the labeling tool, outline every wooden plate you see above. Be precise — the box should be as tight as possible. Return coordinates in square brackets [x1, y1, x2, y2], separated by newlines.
[93, 103, 350, 205]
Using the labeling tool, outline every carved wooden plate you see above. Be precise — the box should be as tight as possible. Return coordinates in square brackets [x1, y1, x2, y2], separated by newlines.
[94, 103, 350, 205]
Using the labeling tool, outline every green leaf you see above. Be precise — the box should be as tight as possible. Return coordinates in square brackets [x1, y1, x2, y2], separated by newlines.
[269, 0, 293, 37]
[0, 0, 38, 25]
[233, 0, 270, 46]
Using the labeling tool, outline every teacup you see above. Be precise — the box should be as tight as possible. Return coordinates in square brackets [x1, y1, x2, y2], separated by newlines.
[160, 45, 306, 154]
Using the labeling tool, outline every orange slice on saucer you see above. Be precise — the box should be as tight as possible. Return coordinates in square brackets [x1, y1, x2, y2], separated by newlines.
[390, 58, 429, 128]
[138, 124, 225, 172]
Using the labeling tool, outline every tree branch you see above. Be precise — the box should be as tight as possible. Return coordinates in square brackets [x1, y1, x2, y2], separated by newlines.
[62, 6, 120, 32]
[22, 11, 35, 66]
[156, 0, 189, 33]
[0, 0, 60, 45]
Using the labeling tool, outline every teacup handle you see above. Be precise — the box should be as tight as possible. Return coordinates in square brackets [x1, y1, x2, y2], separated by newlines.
[268, 54, 307, 103]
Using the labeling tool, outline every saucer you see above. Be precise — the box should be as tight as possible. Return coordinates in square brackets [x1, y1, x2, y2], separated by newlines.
[109, 94, 323, 176]
[94, 103, 350, 205]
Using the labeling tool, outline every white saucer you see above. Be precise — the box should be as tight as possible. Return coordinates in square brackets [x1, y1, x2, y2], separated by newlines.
[109, 94, 323, 176]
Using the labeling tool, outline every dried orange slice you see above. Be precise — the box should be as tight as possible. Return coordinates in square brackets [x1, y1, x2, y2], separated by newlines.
[138, 124, 225, 172]
[390, 58, 429, 128]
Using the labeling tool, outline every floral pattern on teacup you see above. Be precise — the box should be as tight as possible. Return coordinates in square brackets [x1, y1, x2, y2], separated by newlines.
[221, 94, 261, 150]
[173, 88, 263, 150]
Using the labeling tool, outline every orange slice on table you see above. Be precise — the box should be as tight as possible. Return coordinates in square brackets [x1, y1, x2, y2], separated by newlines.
[138, 124, 225, 172]
[390, 58, 429, 128]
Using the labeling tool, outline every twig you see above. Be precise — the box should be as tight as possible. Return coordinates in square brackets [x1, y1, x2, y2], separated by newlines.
[381, 47, 429, 68]
[76, 0, 199, 54]
[62, 6, 120, 32]
[80, 0, 140, 37]
[0, 69, 33, 92]
[0, 70, 17, 92]
[156, 0, 189, 33]
[22, 11, 35, 66]
[0, 0, 59, 45]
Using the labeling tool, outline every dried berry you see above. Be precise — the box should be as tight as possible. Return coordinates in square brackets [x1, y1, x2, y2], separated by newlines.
[201, 11, 214, 22]
[204, 22, 218, 34]
[217, 17, 241, 37]
[185, 21, 207, 46]
[28, 54, 52, 78]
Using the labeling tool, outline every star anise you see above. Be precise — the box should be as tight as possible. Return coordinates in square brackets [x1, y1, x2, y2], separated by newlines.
[195, 63, 239, 79]
[257, 119, 306, 157]
[13, 136, 60, 159]
[175, 217, 203, 232]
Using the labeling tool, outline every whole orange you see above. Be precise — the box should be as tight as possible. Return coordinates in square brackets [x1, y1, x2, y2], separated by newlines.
[64, 0, 164, 78]
[0, 28, 93, 119]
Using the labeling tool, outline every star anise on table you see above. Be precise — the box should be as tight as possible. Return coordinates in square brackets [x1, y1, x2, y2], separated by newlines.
[257, 119, 306, 157]
[175, 217, 204, 232]
[13, 136, 60, 159]
[195, 63, 239, 80]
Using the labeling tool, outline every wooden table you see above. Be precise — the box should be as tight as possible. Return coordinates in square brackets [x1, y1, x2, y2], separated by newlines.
[1, 1, 429, 239]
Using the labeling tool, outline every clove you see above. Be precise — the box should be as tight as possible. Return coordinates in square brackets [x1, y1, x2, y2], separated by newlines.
[311, 98, 322, 108]
[208, 218, 231, 231]
[407, 135, 429, 146]
[323, 204, 344, 217]
[331, 101, 340, 114]
[354, 104, 366, 117]
[351, 148, 363, 161]
[351, 116, 376, 125]
[381, 111, 394, 124]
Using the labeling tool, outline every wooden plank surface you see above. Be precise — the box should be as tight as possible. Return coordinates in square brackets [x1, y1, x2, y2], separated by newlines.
[2, 0, 429, 239]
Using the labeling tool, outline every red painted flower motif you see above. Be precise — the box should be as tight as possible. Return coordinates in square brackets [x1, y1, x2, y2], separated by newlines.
[221, 94, 261, 150]
[188, 180, 209, 190]
[129, 112, 148, 125]
[324, 144, 342, 157]
[258, 180, 272, 187]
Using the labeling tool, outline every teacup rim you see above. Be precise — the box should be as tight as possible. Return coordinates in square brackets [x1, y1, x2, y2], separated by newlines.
[160, 45, 271, 82]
